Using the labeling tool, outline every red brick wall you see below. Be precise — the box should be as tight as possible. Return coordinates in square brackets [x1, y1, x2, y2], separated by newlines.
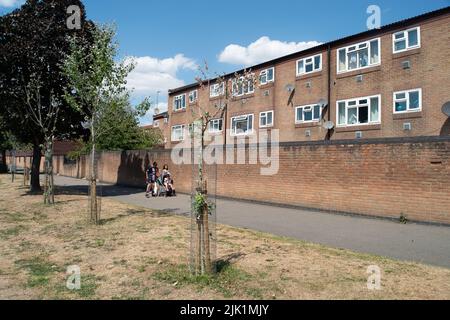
[36, 138, 450, 225]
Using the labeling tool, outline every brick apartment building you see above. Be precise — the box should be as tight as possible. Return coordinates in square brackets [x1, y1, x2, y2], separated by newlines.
[163, 7, 450, 148]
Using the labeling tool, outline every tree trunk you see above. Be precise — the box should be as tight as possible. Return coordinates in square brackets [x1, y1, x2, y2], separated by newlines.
[90, 137, 98, 224]
[30, 143, 42, 192]
[203, 197, 212, 273]
[43, 138, 54, 204]
[0, 150, 6, 173]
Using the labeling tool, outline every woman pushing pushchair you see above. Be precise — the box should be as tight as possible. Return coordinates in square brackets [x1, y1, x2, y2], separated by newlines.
[146, 163, 176, 198]
[158, 164, 176, 197]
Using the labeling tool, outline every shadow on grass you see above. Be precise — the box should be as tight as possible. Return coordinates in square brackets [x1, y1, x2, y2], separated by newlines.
[20, 184, 145, 198]
[99, 208, 173, 225]
[216, 252, 246, 273]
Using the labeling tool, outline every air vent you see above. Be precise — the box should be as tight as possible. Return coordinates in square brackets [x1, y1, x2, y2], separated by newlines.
[264, 90, 270, 97]
[306, 82, 312, 88]
[403, 122, 412, 131]
[355, 131, 363, 139]
[305, 130, 311, 137]
[402, 60, 411, 69]
[356, 75, 363, 83]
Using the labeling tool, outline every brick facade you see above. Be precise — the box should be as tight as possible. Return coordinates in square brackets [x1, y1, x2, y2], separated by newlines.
[165, 8, 450, 149]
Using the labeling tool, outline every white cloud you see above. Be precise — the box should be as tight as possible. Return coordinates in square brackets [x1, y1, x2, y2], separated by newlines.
[218, 36, 322, 66]
[125, 54, 197, 98]
[0, 0, 22, 8]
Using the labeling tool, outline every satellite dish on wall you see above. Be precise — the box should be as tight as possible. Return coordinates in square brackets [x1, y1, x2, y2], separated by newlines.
[442, 102, 450, 117]
[318, 99, 328, 108]
[285, 84, 295, 93]
[323, 121, 335, 130]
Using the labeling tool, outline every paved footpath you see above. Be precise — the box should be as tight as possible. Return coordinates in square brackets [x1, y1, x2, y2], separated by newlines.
[53, 175, 450, 268]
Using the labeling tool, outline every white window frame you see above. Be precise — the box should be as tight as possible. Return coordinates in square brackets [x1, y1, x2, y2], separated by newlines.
[232, 76, 255, 97]
[337, 38, 381, 74]
[231, 114, 254, 136]
[336, 94, 382, 127]
[259, 67, 275, 85]
[295, 104, 322, 124]
[189, 90, 198, 103]
[171, 125, 185, 142]
[297, 54, 322, 76]
[393, 27, 421, 54]
[210, 82, 225, 98]
[393, 88, 422, 114]
[259, 110, 274, 128]
[173, 94, 186, 111]
[208, 118, 223, 134]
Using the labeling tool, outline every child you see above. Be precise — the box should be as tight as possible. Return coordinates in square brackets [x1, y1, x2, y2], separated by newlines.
[162, 164, 175, 196]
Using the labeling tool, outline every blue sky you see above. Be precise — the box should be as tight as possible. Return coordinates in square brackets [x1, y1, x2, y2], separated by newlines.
[1, 0, 449, 123]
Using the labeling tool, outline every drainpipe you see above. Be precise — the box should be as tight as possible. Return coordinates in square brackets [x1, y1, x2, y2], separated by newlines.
[326, 44, 332, 141]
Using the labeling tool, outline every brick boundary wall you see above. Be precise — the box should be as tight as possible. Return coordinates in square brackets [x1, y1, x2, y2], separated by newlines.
[5, 137, 450, 224]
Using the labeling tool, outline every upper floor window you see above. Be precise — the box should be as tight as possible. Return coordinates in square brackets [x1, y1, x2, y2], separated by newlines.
[393, 27, 420, 53]
[337, 95, 381, 127]
[208, 119, 223, 133]
[232, 76, 254, 97]
[260, 111, 274, 128]
[297, 54, 322, 76]
[171, 125, 185, 142]
[296, 105, 322, 124]
[189, 90, 198, 103]
[393, 88, 422, 113]
[210, 82, 225, 98]
[173, 94, 186, 111]
[337, 38, 380, 73]
[260, 67, 275, 85]
[231, 114, 254, 136]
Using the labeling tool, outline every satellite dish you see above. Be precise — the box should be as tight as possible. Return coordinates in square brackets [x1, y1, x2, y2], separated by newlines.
[285, 84, 295, 93]
[323, 121, 335, 130]
[318, 99, 328, 108]
[442, 102, 450, 117]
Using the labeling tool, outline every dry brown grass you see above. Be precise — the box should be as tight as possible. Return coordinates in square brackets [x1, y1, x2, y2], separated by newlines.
[0, 174, 449, 300]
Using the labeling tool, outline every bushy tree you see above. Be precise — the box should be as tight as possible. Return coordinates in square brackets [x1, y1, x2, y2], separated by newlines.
[95, 95, 162, 151]
[0, 0, 94, 193]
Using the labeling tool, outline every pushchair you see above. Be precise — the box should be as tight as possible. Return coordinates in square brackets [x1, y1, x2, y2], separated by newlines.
[154, 175, 176, 197]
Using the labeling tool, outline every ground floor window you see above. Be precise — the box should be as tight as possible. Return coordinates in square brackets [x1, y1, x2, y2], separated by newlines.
[296, 105, 321, 123]
[260, 111, 274, 128]
[208, 119, 223, 133]
[393, 89, 422, 113]
[231, 114, 254, 136]
[171, 125, 185, 141]
[337, 95, 380, 127]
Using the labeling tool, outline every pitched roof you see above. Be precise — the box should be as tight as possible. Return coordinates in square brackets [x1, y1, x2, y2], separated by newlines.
[169, 6, 450, 95]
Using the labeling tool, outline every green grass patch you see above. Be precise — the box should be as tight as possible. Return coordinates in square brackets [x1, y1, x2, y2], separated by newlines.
[95, 239, 105, 247]
[0, 225, 28, 239]
[15, 257, 60, 288]
[76, 275, 99, 298]
[0, 212, 27, 222]
[54, 274, 100, 299]
[152, 261, 256, 298]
